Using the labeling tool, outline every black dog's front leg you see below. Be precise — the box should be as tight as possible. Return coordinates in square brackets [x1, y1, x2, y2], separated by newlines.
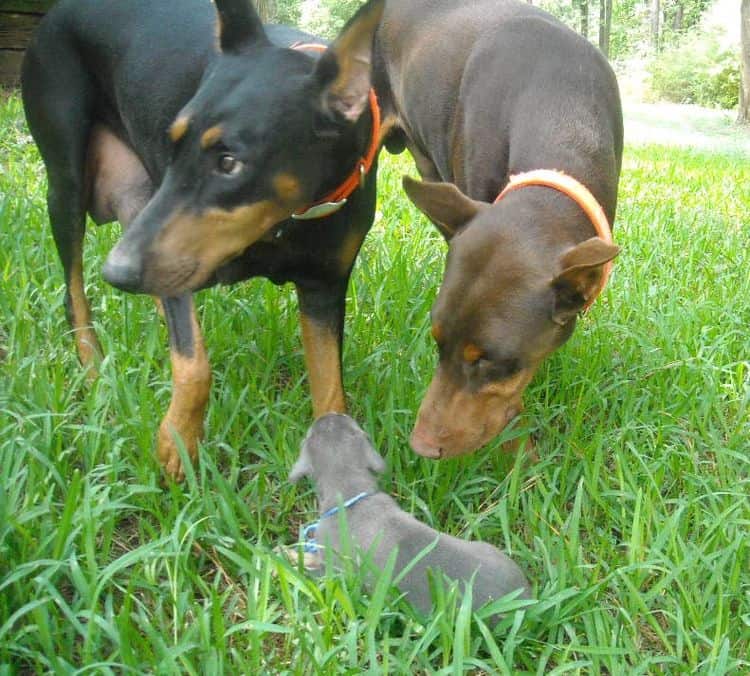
[158, 293, 211, 479]
[296, 281, 348, 418]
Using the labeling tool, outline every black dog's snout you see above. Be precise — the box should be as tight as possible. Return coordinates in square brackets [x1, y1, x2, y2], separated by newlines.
[102, 250, 142, 292]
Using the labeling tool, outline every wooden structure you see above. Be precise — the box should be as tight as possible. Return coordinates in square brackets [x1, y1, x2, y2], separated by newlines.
[0, 1, 55, 87]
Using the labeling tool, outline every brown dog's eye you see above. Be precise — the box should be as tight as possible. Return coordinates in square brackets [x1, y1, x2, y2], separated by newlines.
[217, 154, 243, 176]
[479, 357, 521, 381]
[495, 358, 522, 379]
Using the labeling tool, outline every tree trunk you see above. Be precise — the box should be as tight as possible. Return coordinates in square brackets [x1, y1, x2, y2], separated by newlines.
[651, 0, 660, 52]
[598, 0, 612, 57]
[741, 0, 750, 123]
[672, 3, 684, 32]
[580, 0, 589, 38]
[255, 0, 275, 22]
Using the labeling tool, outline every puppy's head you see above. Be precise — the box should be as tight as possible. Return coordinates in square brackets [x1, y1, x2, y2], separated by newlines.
[289, 414, 386, 486]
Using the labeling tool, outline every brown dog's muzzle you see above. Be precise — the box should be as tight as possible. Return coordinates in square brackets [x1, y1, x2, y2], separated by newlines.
[410, 366, 532, 459]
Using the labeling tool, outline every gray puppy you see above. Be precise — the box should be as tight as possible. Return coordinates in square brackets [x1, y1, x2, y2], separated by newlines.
[289, 413, 531, 616]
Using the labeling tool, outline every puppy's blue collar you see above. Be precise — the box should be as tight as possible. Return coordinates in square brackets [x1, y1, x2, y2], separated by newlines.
[300, 491, 373, 555]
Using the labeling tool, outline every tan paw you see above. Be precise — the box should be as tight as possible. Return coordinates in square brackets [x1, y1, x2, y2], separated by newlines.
[157, 420, 200, 481]
[75, 330, 103, 382]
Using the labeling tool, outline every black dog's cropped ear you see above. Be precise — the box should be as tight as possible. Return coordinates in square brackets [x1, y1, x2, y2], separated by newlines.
[214, 0, 268, 52]
[314, 0, 384, 122]
[402, 176, 488, 241]
[551, 237, 620, 324]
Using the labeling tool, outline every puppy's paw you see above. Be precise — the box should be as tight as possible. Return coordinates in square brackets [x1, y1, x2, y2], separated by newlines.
[277, 544, 324, 574]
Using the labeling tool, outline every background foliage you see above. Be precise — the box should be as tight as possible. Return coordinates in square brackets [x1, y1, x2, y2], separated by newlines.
[261, 0, 740, 110]
[648, 28, 740, 108]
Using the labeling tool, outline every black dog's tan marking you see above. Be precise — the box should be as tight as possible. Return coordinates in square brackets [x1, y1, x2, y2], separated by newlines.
[149, 201, 292, 295]
[67, 247, 102, 375]
[169, 116, 191, 144]
[22, 0, 384, 478]
[159, 295, 210, 480]
[199, 125, 223, 150]
[300, 313, 346, 417]
[336, 229, 367, 276]
[273, 173, 303, 205]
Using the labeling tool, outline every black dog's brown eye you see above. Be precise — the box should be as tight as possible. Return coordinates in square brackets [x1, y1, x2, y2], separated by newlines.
[217, 154, 242, 176]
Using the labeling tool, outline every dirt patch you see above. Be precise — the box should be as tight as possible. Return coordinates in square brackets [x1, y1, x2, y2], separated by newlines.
[0, 86, 19, 103]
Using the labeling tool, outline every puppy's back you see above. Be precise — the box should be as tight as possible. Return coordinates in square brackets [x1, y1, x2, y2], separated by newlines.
[327, 494, 530, 614]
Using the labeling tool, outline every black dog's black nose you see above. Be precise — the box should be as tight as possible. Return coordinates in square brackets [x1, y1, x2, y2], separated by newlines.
[102, 252, 142, 292]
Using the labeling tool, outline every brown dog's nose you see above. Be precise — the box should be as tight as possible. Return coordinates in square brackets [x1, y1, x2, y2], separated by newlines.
[410, 426, 443, 459]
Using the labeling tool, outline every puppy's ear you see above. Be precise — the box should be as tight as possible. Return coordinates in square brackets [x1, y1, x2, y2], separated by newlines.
[289, 451, 313, 483]
[362, 438, 387, 476]
[314, 0, 384, 122]
[402, 176, 487, 241]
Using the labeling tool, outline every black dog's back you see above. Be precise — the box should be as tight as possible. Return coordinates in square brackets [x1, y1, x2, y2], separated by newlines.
[23, 0, 216, 180]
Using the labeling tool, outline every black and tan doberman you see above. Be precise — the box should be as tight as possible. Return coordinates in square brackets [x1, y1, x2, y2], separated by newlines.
[373, 0, 624, 458]
[22, 0, 384, 478]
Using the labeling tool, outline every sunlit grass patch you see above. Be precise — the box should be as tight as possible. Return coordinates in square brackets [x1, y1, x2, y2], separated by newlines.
[1, 91, 748, 672]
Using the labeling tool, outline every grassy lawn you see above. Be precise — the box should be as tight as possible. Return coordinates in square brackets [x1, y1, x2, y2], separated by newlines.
[624, 102, 750, 155]
[1, 90, 748, 673]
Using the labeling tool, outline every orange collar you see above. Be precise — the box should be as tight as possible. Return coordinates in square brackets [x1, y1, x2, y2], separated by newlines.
[290, 42, 381, 220]
[495, 169, 614, 312]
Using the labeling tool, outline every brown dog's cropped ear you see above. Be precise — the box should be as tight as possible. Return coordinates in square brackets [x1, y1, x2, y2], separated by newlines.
[402, 176, 487, 241]
[551, 237, 620, 324]
[315, 0, 384, 122]
[289, 452, 313, 484]
[215, 0, 268, 53]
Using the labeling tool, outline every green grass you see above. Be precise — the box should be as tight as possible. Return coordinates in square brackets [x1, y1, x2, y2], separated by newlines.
[1, 90, 749, 673]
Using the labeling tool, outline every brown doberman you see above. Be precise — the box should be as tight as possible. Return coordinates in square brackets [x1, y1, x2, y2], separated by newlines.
[373, 0, 623, 458]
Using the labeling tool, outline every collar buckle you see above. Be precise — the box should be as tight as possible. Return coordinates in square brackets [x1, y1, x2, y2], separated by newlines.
[291, 199, 348, 220]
